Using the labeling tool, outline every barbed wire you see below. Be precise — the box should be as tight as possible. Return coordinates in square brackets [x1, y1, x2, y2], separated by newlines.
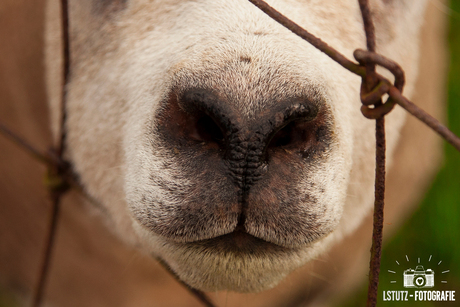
[0, 0, 459, 306]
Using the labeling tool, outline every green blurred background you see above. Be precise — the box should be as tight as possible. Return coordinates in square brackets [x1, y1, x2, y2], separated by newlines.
[344, 1, 460, 306]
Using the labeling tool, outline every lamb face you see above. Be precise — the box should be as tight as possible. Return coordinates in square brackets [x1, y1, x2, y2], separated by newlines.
[125, 38, 350, 291]
[46, 0, 427, 292]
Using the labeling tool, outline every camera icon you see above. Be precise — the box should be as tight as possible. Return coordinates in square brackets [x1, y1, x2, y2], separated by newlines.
[403, 265, 435, 288]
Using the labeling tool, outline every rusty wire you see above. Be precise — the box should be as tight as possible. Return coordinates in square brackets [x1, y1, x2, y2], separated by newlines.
[156, 258, 216, 307]
[23, 0, 216, 306]
[31, 0, 71, 306]
[32, 180, 65, 307]
[247, 0, 460, 152]
[246, 0, 459, 306]
[1, 115, 216, 307]
[357, 0, 386, 305]
[0, 0, 460, 307]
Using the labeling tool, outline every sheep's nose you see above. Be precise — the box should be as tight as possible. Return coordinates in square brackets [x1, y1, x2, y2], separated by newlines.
[158, 88, 321, 196]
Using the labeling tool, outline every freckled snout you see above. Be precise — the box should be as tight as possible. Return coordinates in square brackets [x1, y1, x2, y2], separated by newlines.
[131, 61, 338, 249]
[162, 88, 320, 202]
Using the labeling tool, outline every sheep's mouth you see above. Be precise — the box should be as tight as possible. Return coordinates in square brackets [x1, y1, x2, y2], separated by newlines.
[186, 228, 293, 255]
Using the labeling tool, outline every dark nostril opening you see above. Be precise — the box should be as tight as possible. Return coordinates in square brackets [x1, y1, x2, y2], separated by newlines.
[267, 119, 315, 150]
[194, 115, 225, 144]
[266, 103, 320, 150]
[269, 122, 296, 148]
[163, 88, 230, 147]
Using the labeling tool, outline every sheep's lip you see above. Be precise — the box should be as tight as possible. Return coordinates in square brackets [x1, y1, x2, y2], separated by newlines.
[187, 230, 292, 254]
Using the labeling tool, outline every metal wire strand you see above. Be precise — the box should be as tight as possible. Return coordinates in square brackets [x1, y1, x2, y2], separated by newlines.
[32, 0, 71, 305]
[357, 1, 386, 306]
[247, 0, 460, 152]
[32, 190, 63, 307]
[156, 258, 216, 307]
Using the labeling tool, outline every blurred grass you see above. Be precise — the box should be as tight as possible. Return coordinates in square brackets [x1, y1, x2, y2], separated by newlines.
[343, 1, 460, 306]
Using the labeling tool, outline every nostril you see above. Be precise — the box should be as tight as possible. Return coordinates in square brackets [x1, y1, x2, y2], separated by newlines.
[267, 120, 315, 150]
[269, 121, 296, 148]
[161, 88, 231, 148]
[156, 88, 229, 150]
[192, 115, 225, 144]
[266, 103, 320, 151]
